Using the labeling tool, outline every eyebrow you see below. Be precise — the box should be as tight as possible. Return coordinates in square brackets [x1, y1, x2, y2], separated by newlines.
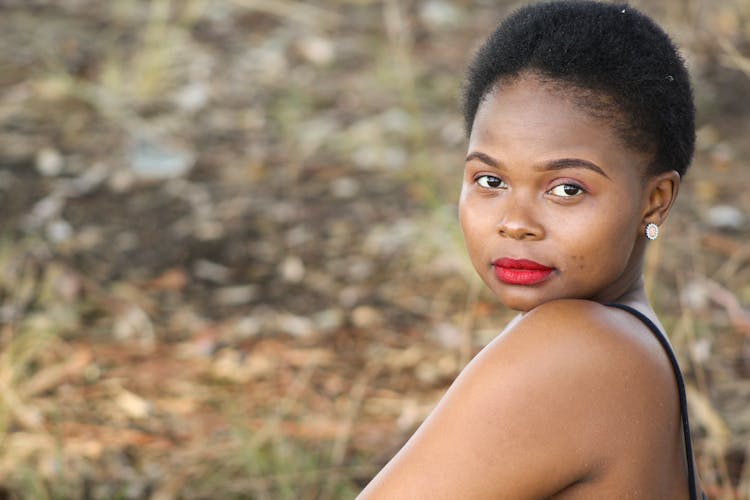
[465, 152, 611, 180]
[465, 151, 499, 167]
[544, 158, 610, 179]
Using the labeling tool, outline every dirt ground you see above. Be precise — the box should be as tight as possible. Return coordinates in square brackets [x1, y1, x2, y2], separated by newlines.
[1, 0, 750, 498]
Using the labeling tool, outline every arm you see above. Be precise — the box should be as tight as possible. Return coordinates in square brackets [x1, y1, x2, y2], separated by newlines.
[357, 300, 663, 499]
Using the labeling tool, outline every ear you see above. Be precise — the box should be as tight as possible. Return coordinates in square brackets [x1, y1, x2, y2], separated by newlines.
[641, 170, 680, 227]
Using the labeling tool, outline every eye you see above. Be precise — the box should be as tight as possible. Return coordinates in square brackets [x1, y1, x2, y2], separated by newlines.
[475, 175, 506, 189]
[548, 183, 585, 198]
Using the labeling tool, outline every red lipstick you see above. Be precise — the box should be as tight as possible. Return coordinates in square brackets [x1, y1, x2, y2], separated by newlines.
[493, 258, 554, 285]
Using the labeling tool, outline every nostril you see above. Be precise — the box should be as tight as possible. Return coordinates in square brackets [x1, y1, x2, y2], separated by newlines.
[497, 223, 543, 240]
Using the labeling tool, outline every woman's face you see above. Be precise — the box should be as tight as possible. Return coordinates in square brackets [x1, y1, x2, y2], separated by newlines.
[459, 76, 651, 312]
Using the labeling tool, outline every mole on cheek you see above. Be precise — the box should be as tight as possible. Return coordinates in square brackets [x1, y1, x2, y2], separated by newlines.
[570, 255, 586, 270]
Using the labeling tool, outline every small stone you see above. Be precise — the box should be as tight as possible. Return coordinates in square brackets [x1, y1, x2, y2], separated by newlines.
[108, 169, 136, 193]
[430, 322, 463, 349]
[195, 220, 225, 241]
[174, 82, 209, 112]
[437, 354, 459, 377]
[339, 286, 362, 308]
[46, 219, 73, 243]
[296, 35, 335, 66]
[681, 281, 709, 310]
[113, 305, 155, 349]
[420, 0, 463, 29]
[313, 308, 344, 333]
[210, 349, 249, 382]
[129, 136, 194, 180]
[66, 162, 108, 196]
[415, 361, 440, 384]
[710, 142, 734, 170]
[36, 148, 64, 176]
[396, 399, 423, 430]
[269, 202, 297, 223]
[115, 389, 151, 419]
[31, 195, 64, 222]
[285, 225, 314, 247]
[193, 259, 231, 283]
[691, 337, 712, 363]
[214, 285, 258, 306]
[349, 258, 374, 281]
[351, 305, 381, 328]
[233, 316, 262, 338]
[706, 204, 745, 230]
[696, 125, 720, 152]
[280, 256, 305, 283]
[331, 177, 359, 198]
[277, 314, 314, 337]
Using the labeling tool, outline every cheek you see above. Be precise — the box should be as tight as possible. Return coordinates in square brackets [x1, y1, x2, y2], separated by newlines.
[458, 200, 489, 261]
[459, 198, 485, 236]
[458, 195, 474, 239]
[458, 187, 471, 226]
[565, 214, 638, 273]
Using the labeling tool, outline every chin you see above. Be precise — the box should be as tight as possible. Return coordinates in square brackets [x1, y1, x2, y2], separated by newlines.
[491, 282, 590, 312]
[504, 300, 543, 313]
[493, 289, 550, 312]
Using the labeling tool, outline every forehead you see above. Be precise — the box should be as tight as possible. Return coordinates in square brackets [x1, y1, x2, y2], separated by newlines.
[469, 76, 650, 175]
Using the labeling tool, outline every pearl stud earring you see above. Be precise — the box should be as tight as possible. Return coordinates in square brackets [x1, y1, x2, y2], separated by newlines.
[645, 222, 659, 240]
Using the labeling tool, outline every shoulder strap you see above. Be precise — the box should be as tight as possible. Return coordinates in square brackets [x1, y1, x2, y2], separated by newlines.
[606, 303, 700, 500]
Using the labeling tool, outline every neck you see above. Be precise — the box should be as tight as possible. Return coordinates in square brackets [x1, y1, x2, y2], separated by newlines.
[591, 238, 650, 306]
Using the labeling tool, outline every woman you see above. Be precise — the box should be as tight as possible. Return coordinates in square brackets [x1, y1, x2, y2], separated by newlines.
[359, 1, 704, 498]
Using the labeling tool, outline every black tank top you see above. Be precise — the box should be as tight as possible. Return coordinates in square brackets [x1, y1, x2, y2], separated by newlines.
[607, 303, 705, 500]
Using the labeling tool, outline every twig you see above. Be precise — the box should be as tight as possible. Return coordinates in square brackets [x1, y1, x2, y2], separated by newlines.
[686, 385, 734, 497]
[718, 37, 750, 81]
[703, 278, 750, 337]
[249, 361, 317, 449]
[716, 240, 750, 283]
[19, 346, 91, 398]
[320, 363, 381, 498]
[674, 272, 709, 394]
[329, 364, 380, 467]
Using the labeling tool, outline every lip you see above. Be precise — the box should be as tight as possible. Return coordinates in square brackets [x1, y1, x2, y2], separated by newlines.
[492, 258, 554, 285]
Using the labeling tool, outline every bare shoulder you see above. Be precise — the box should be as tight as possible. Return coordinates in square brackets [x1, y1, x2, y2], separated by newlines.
[495, 299, 675, 377]
[485, 299, 678, 416]
[358, 299, 681, 499]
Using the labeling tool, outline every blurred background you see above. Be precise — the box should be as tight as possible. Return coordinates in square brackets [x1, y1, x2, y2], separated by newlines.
[1, 0, 749, 498]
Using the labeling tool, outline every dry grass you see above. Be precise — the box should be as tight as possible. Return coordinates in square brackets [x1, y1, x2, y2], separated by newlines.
[1, 0, 749, 498]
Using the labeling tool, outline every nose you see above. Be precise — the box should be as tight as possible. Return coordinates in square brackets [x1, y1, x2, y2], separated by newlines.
[496, 197, 544, 241]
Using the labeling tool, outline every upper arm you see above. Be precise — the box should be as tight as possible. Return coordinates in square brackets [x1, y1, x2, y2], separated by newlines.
[358, 300, 670, 499]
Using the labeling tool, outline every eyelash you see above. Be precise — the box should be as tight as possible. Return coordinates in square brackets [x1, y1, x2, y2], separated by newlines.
[475, 175, 506, 189]
[548, 183, 585, 198]
[474, 175, 586, 198]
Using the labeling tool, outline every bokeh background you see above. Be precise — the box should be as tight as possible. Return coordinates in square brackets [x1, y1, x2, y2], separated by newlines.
[1, 0, 749, 498]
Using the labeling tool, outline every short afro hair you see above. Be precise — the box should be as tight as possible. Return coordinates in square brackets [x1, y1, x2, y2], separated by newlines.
[463, 1, 695, 177]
